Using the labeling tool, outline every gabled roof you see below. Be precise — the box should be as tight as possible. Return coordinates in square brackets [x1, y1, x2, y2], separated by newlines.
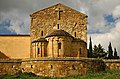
[45, 30, 74, 38]
[30, 3, 87, 17]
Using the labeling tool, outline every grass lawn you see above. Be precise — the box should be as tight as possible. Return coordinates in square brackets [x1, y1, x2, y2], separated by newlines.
[1, 70, 120, 79]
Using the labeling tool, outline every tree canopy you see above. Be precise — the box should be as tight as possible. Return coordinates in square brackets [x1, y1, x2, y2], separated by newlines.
[88, 37, 119, 59]
[93, 44, 107, 58]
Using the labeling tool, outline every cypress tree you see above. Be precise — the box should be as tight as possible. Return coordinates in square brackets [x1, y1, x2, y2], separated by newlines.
[88, 37, 93, 58]
[108, 42, 113, 59]
[114, 48, 119, 59]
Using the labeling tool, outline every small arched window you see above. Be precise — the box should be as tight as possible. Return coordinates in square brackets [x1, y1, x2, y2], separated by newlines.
[74, 32, 76, 37]
[57, 24, 59, 29]
[31, 65, 33, 68]
[41, 31, 43, 36]
[51, 65, 53, 69]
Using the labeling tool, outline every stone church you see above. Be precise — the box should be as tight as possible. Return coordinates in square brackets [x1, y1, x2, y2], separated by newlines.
[0, 3, 87, 59]
[30, 3, 87, 58]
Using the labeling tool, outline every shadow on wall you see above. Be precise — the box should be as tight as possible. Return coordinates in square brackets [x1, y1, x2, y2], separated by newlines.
[0, 51, 9, 59]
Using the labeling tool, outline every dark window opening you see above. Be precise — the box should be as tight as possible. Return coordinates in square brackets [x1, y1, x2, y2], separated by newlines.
[82, 23, 84, 25]
[79, 48, 81, 54]
[74, 32, 76, 37]
[22, 68, 25, 71]
[41, 31, 43, 36]
[72, 65, 75, 70]
[12, 65, 15, 68]
[57, 24, 59, 29]
[58, 42, 61, 49]
[31, 65, 33, 68]
[51, 65, 53, 69]
[38, 48, 40, 54]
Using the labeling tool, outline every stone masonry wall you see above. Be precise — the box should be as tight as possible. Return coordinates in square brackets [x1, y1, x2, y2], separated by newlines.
[30, 3, 87, 42]
[21, 58, 105, 77]
[103, 59, 120, 70]
[0, 59, 21, 76]
[1, 59, 120, 77]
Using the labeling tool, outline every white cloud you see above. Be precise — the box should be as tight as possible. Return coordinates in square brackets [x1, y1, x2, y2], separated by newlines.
[89, 20, 120, 56]
[113, 5, 120, 19]
[0, 9, 30, 34]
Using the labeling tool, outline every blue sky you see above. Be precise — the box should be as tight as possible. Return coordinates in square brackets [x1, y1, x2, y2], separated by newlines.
[0, 0, 120, 55]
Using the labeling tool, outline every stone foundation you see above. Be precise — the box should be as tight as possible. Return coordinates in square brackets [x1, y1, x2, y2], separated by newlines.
[0, 59, 21, 75]
[21, 58, 105, 77]
[1, 58, 120, 77]
[103, 59, 120, 70]
[0, 58, 106, 77]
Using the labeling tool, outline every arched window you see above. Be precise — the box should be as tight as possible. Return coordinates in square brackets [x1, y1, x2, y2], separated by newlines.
[41, 31, 43, 36]
[51, 65, 53, 69]
[58, 42, 61, 49]
[57, 24, 59, 29]
[31, 65, 33, 68]
[74, 32, 76, 37]
[79, 48, 81, 54]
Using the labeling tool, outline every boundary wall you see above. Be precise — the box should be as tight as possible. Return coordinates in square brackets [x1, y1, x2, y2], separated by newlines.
[0, 58, 120, 77]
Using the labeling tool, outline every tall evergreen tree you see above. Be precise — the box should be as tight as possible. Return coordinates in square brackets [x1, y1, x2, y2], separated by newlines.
[108, 42, 113, 59]
[114, 48, 119, 59]
[93, 44, 107, 58]
[88, 37, 93, 58]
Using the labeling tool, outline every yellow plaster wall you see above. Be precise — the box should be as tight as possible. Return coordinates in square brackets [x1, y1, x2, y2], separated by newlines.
[0, 35, 30, 59]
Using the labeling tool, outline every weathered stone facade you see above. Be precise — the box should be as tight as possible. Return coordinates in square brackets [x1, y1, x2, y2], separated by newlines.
[21, 58, 105, 77]
[0, 58, 106, 77]
[30, 3, 87, 58]
[1, 59, 120, 77]
[0, 59, 21, 76]
[30, 3, 87, 42]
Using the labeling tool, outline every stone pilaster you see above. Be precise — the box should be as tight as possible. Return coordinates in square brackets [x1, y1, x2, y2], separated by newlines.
[54, 37, 59, 57]
[48, 37, 54, 57]
[32, 43, 36, 58]
[60, 38, 64, 57]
